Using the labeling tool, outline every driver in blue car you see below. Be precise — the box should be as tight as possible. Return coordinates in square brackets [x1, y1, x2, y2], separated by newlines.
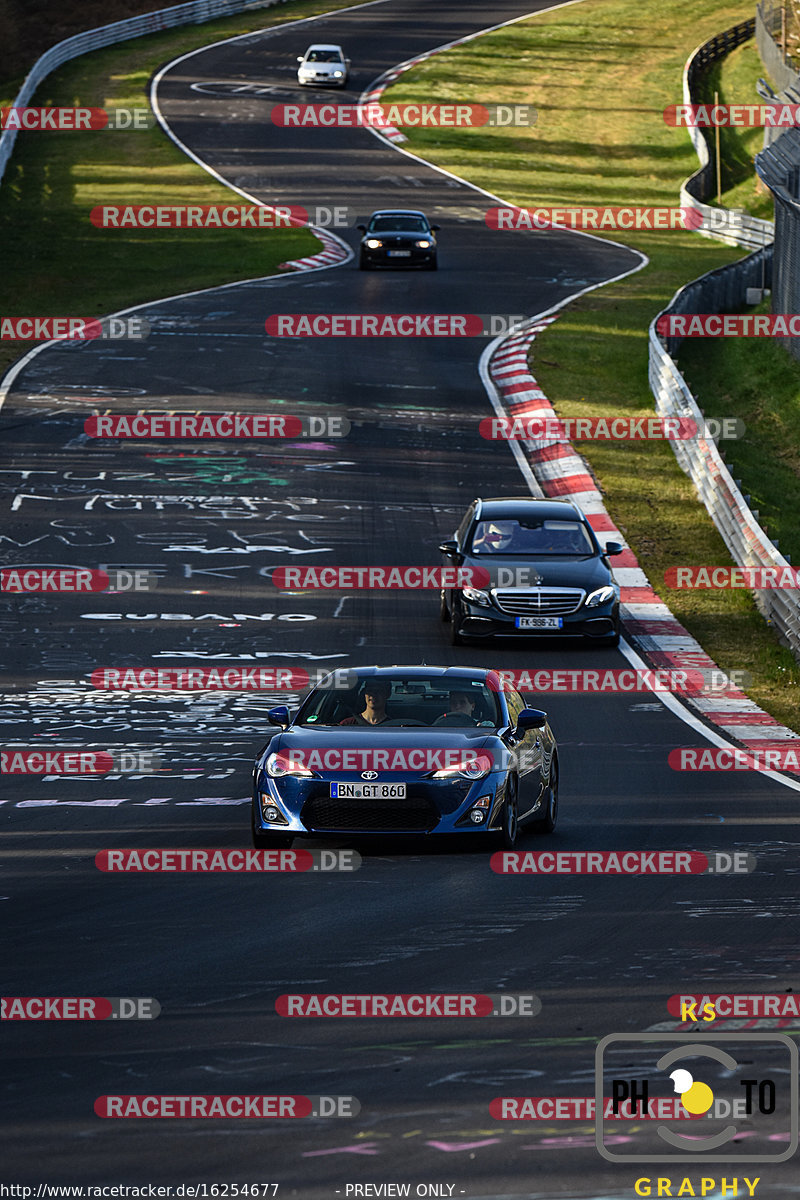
[339, 678, 392, 725]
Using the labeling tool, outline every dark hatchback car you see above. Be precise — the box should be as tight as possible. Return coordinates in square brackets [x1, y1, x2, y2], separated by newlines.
[357, 210, 439, 269]
[439, 497, 623, 645]
[251, 666, 558, 849]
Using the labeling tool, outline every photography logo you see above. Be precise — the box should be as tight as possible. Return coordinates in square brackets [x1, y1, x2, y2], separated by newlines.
[595, 1033, 798, 1162]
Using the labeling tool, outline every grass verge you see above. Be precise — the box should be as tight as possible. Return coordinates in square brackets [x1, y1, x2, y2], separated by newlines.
[385, 0, 800, 727]
[0, 0, 360, 381]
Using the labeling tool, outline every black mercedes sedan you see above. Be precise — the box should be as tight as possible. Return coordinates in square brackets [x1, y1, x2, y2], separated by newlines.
[357, 210, 439, 269]
[251, 666, 558, 849]
[439, 497, 623, 645]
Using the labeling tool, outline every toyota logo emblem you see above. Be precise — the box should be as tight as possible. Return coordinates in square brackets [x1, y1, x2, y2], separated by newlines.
[361, 770, 378, 780]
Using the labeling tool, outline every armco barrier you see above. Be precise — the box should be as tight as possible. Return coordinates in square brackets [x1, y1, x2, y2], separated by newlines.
[680, 17, 774, 251]
[757, 0, 800, 94]
[650, 246, 800, 661]
[756, 125, 800, 359]
[650, 25, 800, 659]
[0, 0, 288, 188]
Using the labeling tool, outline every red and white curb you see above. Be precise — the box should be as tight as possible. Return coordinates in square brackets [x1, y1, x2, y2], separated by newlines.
[279, 225, 351, 272]
[361, 74, 410, 143]
[489, 320, 800, 761]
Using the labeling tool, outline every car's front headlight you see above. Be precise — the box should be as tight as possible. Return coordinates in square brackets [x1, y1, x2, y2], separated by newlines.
[462, 585, 491, 607]
[365, 238, 383, 248]
[585, 584, 618, 608]
[415, 239, 432, 248]
[430, 757, 492, 781]
[266, 752, 315, 778]
[333, 70, 343, 76]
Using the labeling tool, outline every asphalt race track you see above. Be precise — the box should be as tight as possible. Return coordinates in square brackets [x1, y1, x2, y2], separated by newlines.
[2, 1, 800, 1195]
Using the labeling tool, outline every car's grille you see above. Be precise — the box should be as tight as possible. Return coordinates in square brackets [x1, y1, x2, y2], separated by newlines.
[302, 795, 438, 832]
[492, 588, 584, 616]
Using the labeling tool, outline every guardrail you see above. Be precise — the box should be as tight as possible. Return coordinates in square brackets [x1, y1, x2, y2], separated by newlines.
[680, 17, 775, 250]
[650, 24, 800, 660]
[0, 0, 287, 188]
[649, 246, 800, 660]
[757, 0, 799, 93]
[756, 126, 800, 365]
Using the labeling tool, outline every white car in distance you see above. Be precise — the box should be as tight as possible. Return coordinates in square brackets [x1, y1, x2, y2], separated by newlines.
[297, 44, 350, 88]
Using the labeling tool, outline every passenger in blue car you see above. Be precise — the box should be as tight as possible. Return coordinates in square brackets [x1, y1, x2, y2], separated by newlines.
[434, 690, 479, 726]
[338, 678, 393, 726]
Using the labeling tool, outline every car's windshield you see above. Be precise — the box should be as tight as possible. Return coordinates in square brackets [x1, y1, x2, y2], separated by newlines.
[369, 216, 429, 233]
[470, 518, 594, 556]
[296, 674, 501, 727]
[306, 49, 342, 62]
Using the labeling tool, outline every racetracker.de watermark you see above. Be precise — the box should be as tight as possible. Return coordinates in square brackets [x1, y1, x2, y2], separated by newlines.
[272, 566, 490, 589]
[1, 997, 159, 1019]
[95, 849, 360, 872]
[92, 205, 308, 229]
[83, 414, 351, 439]
[275, 992, 540, 1016]
[490, 851, 756, 874]
[479, 416, 744, 441]
[657, 314, 800, 337]
[664, 566, 800, 589]
[488, 668, 752, 695]
[669, 747, 800, 773]
[1, 106, 155, 130]
[266, 314, 493, 337]
[94, 1095, 359, 1118]
[1, 749, 161, 774]
[664, 102, 800, 127]
[90, 667, 310, 690]
[668, 994, 800, 1020]
[485, 206, 701, 231]
[1, 567, 156, 592]
[268, 748, 495, 772]
[1, 317, 149, 340]
[270, 102, 536, 127]
[490, 1097, 695, 1120]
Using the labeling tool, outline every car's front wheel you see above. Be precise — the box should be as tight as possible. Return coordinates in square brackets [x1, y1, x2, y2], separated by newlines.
[532, 759, 558, 835]
[251, 801, 294, 849]
[449, 596, 464, 645]
[358, 252, 371, 270]
[498, 777, 519, 850]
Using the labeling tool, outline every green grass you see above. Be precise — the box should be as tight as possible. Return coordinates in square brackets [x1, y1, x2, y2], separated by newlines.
[386, 0, 800, 728]
[0, 0, 359, 379]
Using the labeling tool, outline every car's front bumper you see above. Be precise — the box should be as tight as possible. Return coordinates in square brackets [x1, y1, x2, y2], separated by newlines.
[298, 73, 346, 86]
[360, 245, 436, 268]
[253, 773, 508, 836]
[455, 599, 619, 640]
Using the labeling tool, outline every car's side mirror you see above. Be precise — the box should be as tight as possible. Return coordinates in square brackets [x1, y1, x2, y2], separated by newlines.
[356, 224, 366, 232]
[297, 56, 304, 62]
[439, 539, 458, 557]
[430, 224, 441, 231]
[267, 705, 290, 729]
[516, 708, 548, 732]
[604, 541, 624, 556]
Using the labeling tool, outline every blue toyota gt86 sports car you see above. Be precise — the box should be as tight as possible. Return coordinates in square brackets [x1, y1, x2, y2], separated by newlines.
[251, 666, 558, 848]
